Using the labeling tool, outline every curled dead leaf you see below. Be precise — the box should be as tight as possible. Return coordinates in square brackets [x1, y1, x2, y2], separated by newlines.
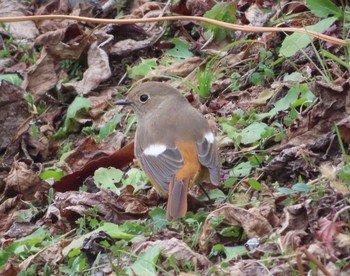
[3, 159, 49, 201]
[133, 238, 212, 270]
[63, 133, 125, 172]
[279, 230, 308, 251]
[0, 81, 30, 151]
[199, 204, 273, 249]
[279, 203, 309, 235]
[316, 217, 347, 257]
[54, 142, 134, 192]
[63, 42, 111, 96]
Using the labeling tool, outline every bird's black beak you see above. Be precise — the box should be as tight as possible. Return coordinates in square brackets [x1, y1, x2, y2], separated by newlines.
[114, 99, 130, 105]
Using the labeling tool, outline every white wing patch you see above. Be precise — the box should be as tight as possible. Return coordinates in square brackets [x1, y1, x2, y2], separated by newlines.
[204, 132, 215, 144]
[144, 144, 167, 156]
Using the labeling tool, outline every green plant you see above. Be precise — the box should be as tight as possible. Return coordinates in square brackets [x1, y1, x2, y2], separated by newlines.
[61, 59, 84, 81]
[75, 206, 101, 235]
[203, 2, 237, 42]
[55, 96, 91, 139]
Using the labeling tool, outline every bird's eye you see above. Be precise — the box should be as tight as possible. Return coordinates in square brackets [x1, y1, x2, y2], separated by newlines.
[139, 94, 149, 103]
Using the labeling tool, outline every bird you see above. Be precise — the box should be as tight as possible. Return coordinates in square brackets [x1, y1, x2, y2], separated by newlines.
[115, 82, 220, 219]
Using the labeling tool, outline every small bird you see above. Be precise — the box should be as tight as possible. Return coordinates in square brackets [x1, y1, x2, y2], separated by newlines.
[115, 82, 220, 219]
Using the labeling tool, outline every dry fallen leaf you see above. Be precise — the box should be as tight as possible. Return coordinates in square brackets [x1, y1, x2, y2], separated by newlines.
[3, 159, 49, 201]
[63, 133, 125, 172]
[0, 81, 30, 152]
[316, 217, 347, 257]
[0, 1, 38, 40]
[133, 237, 212, 270]
[54, 142, 134, 192]
[279, 203, 309, 235]
[22, 49, 59, 99]
[63, 41, 112, 96]
[199, 204, 273, 249]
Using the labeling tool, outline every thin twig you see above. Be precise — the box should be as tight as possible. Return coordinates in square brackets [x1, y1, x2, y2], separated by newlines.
[0, 15, 346, 46]
[301, 248, 332, 276]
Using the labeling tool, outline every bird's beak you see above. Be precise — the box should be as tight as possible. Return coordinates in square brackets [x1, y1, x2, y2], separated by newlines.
[114, 99, 130, 105]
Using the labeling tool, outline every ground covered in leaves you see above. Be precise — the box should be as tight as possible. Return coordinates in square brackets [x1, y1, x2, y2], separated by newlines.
[1, 0, 350, 275]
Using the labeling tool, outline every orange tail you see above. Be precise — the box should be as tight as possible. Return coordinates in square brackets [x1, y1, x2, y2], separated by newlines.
[166, 177, 189, 220]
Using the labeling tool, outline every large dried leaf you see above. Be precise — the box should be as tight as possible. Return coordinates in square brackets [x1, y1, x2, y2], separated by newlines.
[63, 42, 111, 96]
[0, 81, 30, 150]
[0, 1, 38, 40]
[316, 217, 347, 257]
[22, 49, 59, 99]
[3, 159, 49, 201]
[133, 238, 212, 270]
[54, 142, 134, 192]
[64, 132, 124, 172]
[199, 204, 273, 249]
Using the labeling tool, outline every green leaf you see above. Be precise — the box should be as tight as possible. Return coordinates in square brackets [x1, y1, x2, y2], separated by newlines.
[165, 38, 193, 60]
[224, 177, 236, 188]
[231, 162, 253, 178]
[122, 168, 149, 193]
[62, 222, 134, 256]
[149, 208, 169, 231]
[221, 123, 240, 140]
[39, 169, 64, 182]
[204, 3, 237, 42]
[247, 179, 264, 191]
[0, 228, 48, 268]
[55, 97, 91, 139]
[93, 167, 124, 195]
[223, 246, 247, 262]
[240, 122, 268, 144]
[128, 245, 162, 276]
[0, 74, 23, 86]
[220, 226, 241, 238]
[339, 163, 350, 185]
[257, 84, 301, 119]
[292, 183, 309, 192]
[280, 17, 337, 57]
[306, 0, 343, 18]
[127, 58, 157, 78]
[98, 114, 123, 142]
[199, 188, 226, 202]
[276, 187, 295, 195]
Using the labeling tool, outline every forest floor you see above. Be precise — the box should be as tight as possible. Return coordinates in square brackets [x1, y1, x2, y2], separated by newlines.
[0, 0, 350, 275]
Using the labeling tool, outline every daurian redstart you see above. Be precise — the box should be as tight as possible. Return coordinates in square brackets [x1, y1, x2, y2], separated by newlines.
[115, 82, 220, 219]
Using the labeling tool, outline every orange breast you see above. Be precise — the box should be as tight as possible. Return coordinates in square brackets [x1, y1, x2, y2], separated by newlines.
[175, 141, 207, 187]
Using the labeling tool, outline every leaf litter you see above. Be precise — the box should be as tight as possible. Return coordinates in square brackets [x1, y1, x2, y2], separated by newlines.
[0, 0, 350, 275]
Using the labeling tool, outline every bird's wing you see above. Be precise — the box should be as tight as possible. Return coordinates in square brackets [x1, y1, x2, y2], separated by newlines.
[136, 144, 183, 193]
[196, 132, 220, 185]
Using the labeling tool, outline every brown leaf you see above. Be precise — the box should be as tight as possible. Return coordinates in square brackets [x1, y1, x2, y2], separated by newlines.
[316, 217, 347, 257]
[133, 238, 212, 270]
[19, 239, 68, 271]
[22, 49, 59, 99]
[53, 188, 146, 224]
[283, 80, 349, 147]
[149, 57, 202, 78]
[0, 257, 19, 276]
[0, 1, 38, 40]
[53, 142, 134, 192]
[39, 24, 93, 60]
[81, 232, 114, 261]
[279, 230, 308, 251]
[62, 42, 111, 96]
[0, 81, 30, 151]
[63, 133, 125, 172]
[279, 203, 309, 235]
[199, 204, 273, 249]
[3, 159, 49, 201]
[171, 0, 216, 16]
[106, 24, 165, 57]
